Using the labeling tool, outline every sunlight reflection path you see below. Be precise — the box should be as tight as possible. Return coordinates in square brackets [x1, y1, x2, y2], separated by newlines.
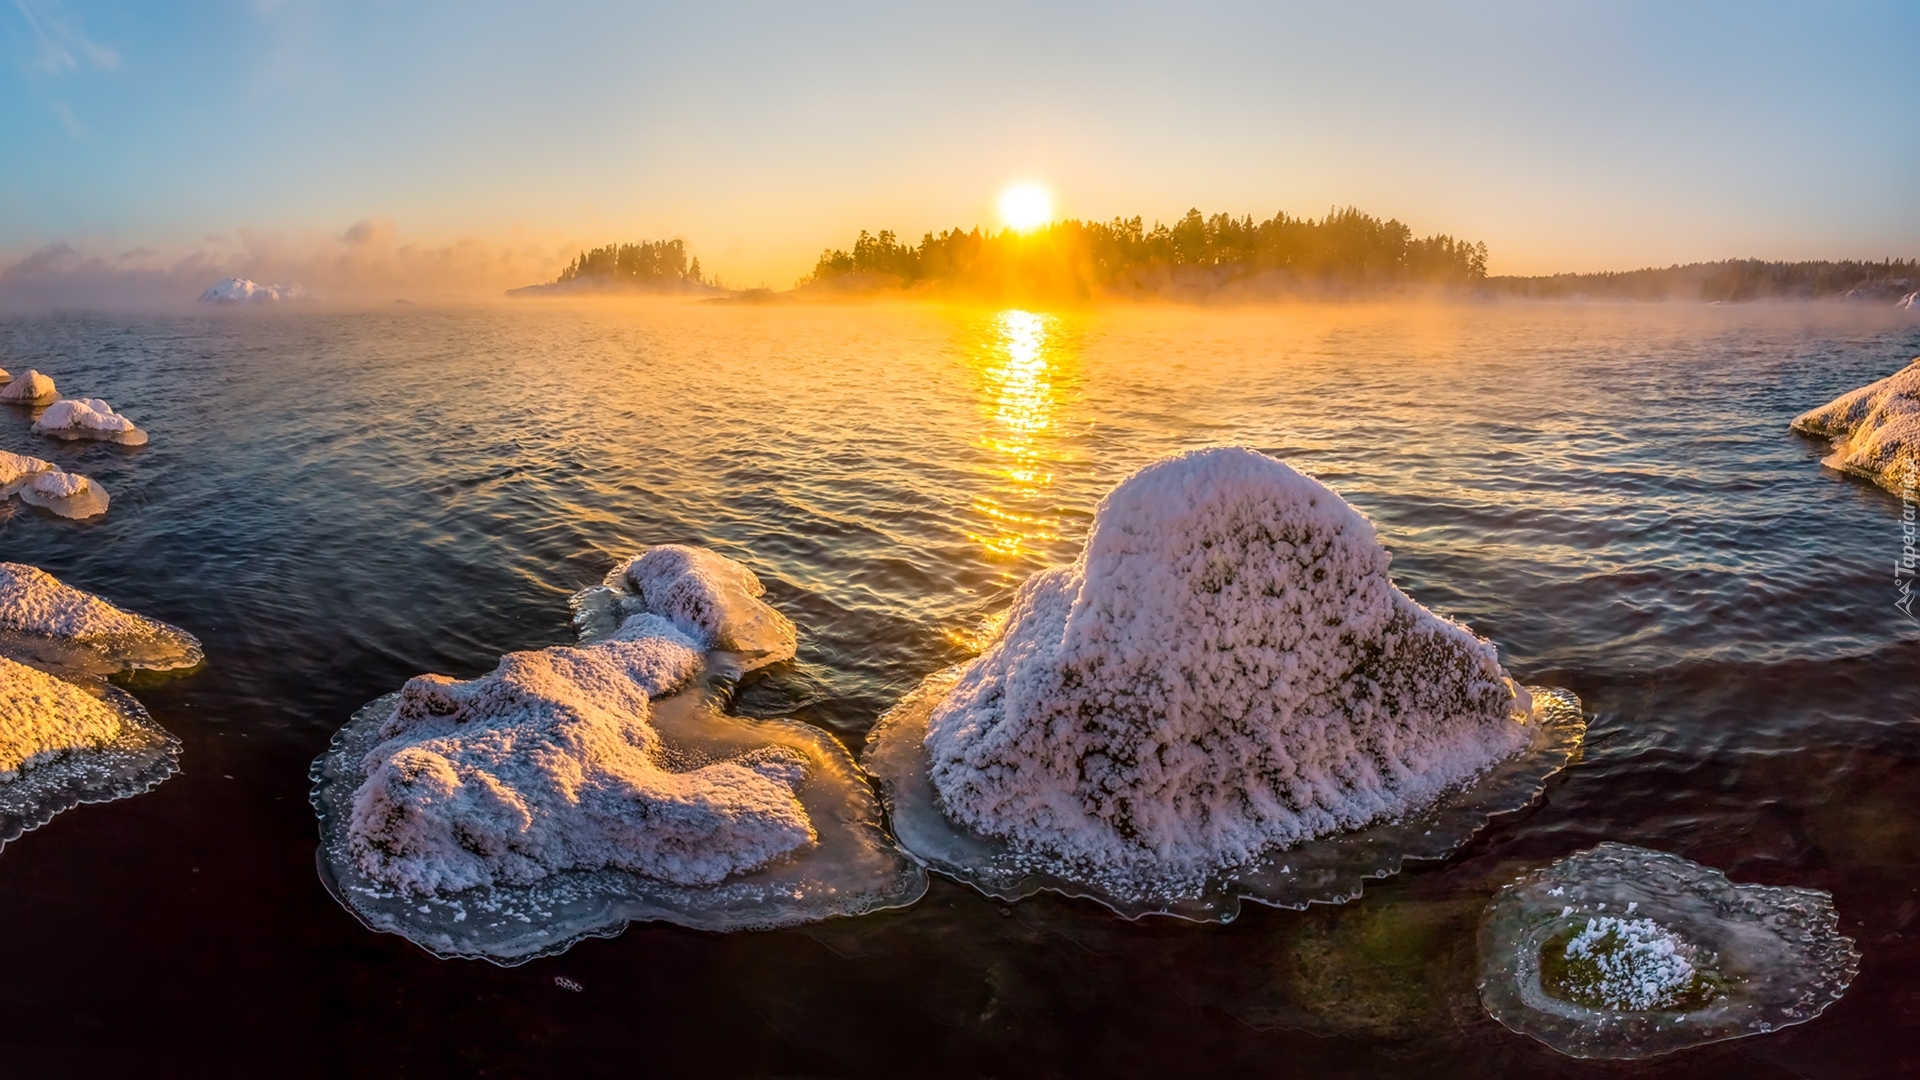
[965, 310, 1076, 577]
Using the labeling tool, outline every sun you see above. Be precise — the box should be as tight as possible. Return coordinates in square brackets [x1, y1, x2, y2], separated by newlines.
[997, 183, 1053, 232]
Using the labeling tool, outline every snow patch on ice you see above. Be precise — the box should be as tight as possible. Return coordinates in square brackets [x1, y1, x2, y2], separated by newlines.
[1563, 916, 1698, 1011]
[0, 369, 57, 406]
[1792, 357, 1920, 494]
[919, 447, 1532, 879]
[32, 398, 148, 446]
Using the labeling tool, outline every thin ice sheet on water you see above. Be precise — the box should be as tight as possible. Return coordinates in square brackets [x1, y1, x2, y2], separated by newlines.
[1477, 843, 1859, 1060]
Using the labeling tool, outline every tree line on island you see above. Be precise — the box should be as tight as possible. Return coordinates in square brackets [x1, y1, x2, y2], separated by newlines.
[522, 207, 1916, 304]
[806, 207, 1489, 299]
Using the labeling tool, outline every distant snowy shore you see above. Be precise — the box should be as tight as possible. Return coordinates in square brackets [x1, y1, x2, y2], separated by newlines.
[198, 278, 312, 304]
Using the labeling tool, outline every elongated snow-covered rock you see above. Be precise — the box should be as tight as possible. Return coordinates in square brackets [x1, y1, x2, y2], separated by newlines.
[0, 370, 57, 406]
[1792, 358, 1920, 495]
[349, 632, 816, 895]
[0, 562, 203, 673]
[867, 447, 1581, 915]
[32, 398, 148, 446]
[317, 544, 926, 962]
[198, 277, 310, 303]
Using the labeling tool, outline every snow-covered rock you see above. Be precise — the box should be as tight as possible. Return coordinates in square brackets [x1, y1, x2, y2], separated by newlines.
[0, 450, 56, 495]
[17, 469, 107, 519]
[0, 562, 202, 674]
[0, 654, 130, 782]
[613, 545, 797, 665]
[344, 549, 810, 897]
[0, 455, 108, 519]
[197, 277, 311, 304]
[914, 447, 1535, 881]
[0, 369, 57, 406]
[31, 398, 148, 446]
[1792, 357, 1920, 495]
[0, 563, 157, 641]
[349, 635, 816, 895]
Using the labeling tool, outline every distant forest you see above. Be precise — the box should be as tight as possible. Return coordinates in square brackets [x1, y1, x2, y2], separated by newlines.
[806, 207, 1488, 299]
[1489, 259, 1918, 302]
[520, 221, 1916, 305]
[557, 240, 706, 286]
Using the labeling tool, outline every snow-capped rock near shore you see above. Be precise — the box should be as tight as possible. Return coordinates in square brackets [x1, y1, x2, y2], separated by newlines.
[31, 398, 148, 446]
[914, 446, 1536, 879]
[1793, 357, 1920, 495]
[198, 277, 311, 304]
[0, 369, 57, 406]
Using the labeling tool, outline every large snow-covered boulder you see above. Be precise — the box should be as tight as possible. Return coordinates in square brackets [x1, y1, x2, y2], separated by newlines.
[1792, 358, 1920, 495]
[31, 397, 148, 446]
[920, 446, 1535, 875]
[198, 277, 311, 304]
[0, 369, 57, 406]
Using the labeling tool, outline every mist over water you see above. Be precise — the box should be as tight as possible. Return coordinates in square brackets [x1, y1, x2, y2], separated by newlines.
[0, 300, 1916, 1074]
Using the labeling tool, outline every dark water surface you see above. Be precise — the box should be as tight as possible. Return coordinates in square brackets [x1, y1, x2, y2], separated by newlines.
[0, 301, 1915, 1076]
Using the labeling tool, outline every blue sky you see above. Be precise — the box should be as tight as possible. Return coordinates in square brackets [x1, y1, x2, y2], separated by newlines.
[3, 0, 1915, 287]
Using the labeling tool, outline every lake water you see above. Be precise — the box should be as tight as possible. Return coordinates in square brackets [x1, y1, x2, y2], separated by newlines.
[0, 300, 1915, 1075]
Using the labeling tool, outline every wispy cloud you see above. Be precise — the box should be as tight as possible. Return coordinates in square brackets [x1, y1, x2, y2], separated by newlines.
[13, 0, 120, 77]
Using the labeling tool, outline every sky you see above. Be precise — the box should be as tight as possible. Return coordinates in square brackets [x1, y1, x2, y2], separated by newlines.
[2, 0, 1915, 299]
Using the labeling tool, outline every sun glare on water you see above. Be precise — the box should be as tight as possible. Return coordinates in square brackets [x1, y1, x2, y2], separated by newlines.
[998, 183, 1053, 232]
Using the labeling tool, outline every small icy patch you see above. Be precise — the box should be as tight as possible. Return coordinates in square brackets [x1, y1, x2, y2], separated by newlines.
[1791, 356, 1920, 495]
[1478, 843, 1859, 1060]
[32, 398, 149, 446]
[865, 447, 1580, 916]
[0, 370, 58, 406]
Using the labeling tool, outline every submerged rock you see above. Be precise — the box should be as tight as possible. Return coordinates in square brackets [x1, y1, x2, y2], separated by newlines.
[0, 565, 198, 852]
[866, 447, 1583, 917]
[0, 369, 57, 406]
[1477, 843, 1858, 1059]
[313, 545, 924, 964]
[32, 398, 149, 446]
[1792, 357, 1920, 495]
